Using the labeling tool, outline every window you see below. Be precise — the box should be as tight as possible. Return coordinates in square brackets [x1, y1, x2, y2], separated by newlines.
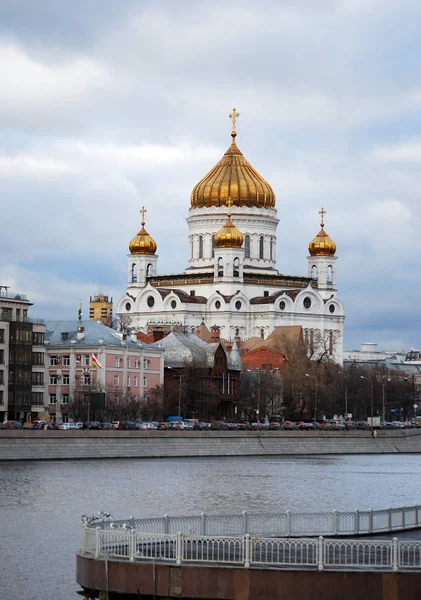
[143, 376, 147, 388]
[212, 235, 216, 258]
[218, 258, 223, 277]
[327, 265, 333, 284]
[260, 328, 264, 339]
[303, 297, 312, 309]
[199, 235, 204, 258]
[83, 374, 90, 385]
[114, 375, 120, 387]
[134, 376, 138, 387]
[115, 357, 120, 368]
[63, 374, 70, 385]
[147, 263, 153, 276]
[127, 376, 130, 388]
[61, 395, 69, 404]
[131, 263, 137, 283]
[262, 364, 267, 371]
[32, 372, 44, 385]
[0, 329, 4, 344]
[0, 390, 3, 406]
[279, 301, 286, 311]
[147, 296, 155, 308]
[61, 332, 68, 341]
[270, 237, 274, 261]
[125, 302, 131, 312]
[127, 358, 130, 368]
[215, 300, 221, 310]
[0, 370, 3, 385]
[329, 331, 334, 355]
[135, 359, 139, 369]
[268, 364, 273, 371]
[311, 265, 318, 280]
[263, 291, 269, 297]
[235, 300, 242, 310]
[84, 355, 90, 366]
[233, 257, 240, 278]
[32, 331, 45, 345]
[259, 236, 264, 259]
[50, 356, 59, 366]
[190, 290, 196, 297]
[171, 300, 177, 309]
[0, 350, 3, 364]
[49, 395, 57, 404]
[31, 392, 43, 405]
[143, 358, 149, 369]
[50, 375, 58, 385]
[244, 235, 250, 259]
[329, 304, 335, 314]
[63, 355, 70, 366]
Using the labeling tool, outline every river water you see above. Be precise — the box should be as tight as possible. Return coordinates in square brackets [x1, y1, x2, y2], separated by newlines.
[1, 454, 421, 599]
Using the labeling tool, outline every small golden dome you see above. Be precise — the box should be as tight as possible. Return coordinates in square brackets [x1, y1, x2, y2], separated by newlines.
[129, 207, 157, 255]
[308, 208, 336, 257]
[214, 202, 244, 248]
[190, 111, 275, 209]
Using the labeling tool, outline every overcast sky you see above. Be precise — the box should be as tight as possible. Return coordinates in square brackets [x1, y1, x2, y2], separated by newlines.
[1, 0, 421, 352]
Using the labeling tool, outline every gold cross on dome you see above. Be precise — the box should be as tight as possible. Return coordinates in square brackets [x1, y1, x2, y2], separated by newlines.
[140, 206, 147, 224]
[229, 107, 240, 131]
[319, 207, 326, 227]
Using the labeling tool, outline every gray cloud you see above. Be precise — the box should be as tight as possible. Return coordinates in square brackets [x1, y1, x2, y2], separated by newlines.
[1, 0, 421, 351]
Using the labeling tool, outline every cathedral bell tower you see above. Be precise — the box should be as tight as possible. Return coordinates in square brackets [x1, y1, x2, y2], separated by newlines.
[213, 199, 245, 283]
[127, 207, 158, 288]
[307, 207, 337, 295]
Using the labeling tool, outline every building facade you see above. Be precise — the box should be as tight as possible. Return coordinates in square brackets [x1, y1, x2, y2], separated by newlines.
[0, 289, 47, 423]
[117, 113, 345, 364]
[89, 294, 113, 327]
[45, 320, 164, 422]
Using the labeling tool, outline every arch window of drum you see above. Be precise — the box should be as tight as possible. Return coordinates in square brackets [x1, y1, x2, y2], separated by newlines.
[270, 237, 274, 261]
[329, 331, 334, 355]
[260, 328, 264, 339]
[212, 234, 216, 258]
[218, 257, 223, 277]
[233, 257, 240, 278]
[244, 235, 250, 258]
[146, 263, 153, 277]
[259, 236, 264, 259]
[199, 235, 204, 259]
[131, 263, 137, 283]
[327, 265, 333, 284]
[311, 265, 318, 280]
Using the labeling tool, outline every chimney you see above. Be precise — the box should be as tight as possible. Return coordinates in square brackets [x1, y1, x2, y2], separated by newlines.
[77, 326, 85, 341]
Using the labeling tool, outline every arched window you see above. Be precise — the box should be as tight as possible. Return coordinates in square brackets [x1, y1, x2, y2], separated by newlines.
[260, 328, 264, 339]
[146, 263, 153, 276]
[311, 265, 318, 280]
[244, 235, 250, 258]
[218, 257, 223, 277]
[270, 237, 274, 261]
[199, 235, 204, 259]
[259, 236, 264, 259]
[212, 234, 216, 258]
[233, 257, 240, 278]
[131, 263, 137, 283]
[327, 265, 333, 284]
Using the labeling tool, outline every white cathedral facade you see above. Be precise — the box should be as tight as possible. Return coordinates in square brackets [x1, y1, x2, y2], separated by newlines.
[117, 111, 345, 364]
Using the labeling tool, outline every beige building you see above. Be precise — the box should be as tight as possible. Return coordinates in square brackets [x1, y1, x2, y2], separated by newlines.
[89, 294, 113, 327]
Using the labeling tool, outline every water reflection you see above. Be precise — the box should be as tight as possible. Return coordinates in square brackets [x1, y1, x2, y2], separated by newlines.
[1, 454, 421, 599]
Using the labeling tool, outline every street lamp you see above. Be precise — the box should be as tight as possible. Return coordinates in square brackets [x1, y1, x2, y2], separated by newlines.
[382, 377, 391, 423]
[360, 375, 374, 431]
[305, 373, 318, 424]
[168, 366, 182, 429]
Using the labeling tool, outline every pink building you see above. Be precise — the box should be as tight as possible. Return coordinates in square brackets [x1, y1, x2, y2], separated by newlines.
[45, 320, 163, 422]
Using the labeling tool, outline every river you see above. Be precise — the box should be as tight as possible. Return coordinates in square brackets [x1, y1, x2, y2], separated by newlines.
[1, 454, 421, 599]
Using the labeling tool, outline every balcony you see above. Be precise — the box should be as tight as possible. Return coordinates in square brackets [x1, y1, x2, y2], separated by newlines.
[0, 292, 28, 301]
[0, 315, 44, 324]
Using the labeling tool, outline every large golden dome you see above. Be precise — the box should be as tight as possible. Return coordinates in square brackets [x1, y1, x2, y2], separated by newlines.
[129, 207, 157, 255]
[214, 205, 244, 249]
[190, 131, 276, 209]
[308, 208, 336, 257]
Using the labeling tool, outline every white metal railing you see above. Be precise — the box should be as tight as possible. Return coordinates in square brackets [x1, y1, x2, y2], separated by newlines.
[88, 504, 421, 538]
[80, 527, 421, 572]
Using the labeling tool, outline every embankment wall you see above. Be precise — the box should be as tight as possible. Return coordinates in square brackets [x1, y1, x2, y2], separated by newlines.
[1, 429, 421, 461]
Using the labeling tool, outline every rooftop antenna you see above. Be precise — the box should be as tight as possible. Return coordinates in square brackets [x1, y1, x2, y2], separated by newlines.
[78, 299, 82, 322]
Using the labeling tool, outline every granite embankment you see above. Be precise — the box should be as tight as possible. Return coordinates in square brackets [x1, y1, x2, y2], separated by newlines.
[1, 429, 421, 460]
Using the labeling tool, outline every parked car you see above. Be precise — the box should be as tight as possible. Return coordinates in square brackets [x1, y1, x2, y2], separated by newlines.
[1, 420, 23, 429]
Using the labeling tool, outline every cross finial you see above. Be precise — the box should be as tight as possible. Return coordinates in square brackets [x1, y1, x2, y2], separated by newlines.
[319, 207, 326, 227]
[229, 107, 240, 132]
[140, 206, 147, 225]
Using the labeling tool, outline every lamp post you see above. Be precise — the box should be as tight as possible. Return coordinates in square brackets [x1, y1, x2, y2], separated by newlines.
[168, 367, 182, 429]
[360, 375, 374, 431]
[305, 373, 318, 424]
[382, 377, 391, 424]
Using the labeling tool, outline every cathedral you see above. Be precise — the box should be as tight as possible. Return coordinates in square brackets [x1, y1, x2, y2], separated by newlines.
[117, 109, 345, 365]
